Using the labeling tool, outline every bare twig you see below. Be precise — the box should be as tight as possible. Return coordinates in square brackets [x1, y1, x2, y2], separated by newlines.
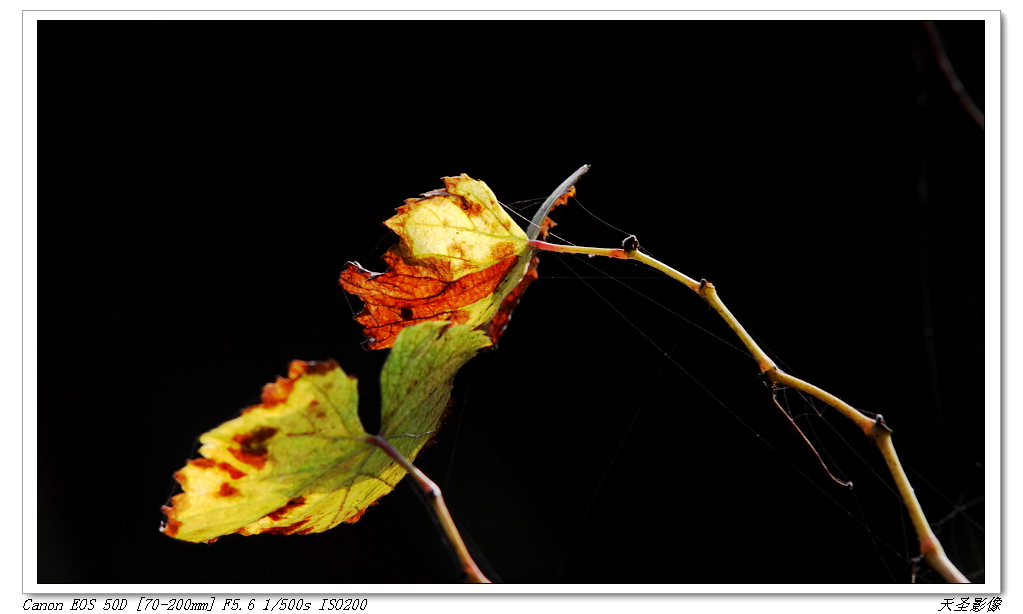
[365, 434, 491, 583]
[766, 388, 853, 488]
[529, 236, 970, 583]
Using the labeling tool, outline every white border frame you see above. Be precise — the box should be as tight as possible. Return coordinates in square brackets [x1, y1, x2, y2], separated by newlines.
[17, 8, 1003, 606]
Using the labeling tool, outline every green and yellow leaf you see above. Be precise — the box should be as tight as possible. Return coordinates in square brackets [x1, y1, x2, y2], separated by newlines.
[161, 321, 489, 543]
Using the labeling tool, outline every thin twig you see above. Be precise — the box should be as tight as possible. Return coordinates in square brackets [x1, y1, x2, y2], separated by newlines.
[766, 388, 852, 488]
[529, 236, 970, 583]
[365, 434, 491, 583]
[923, 21, 984, 130]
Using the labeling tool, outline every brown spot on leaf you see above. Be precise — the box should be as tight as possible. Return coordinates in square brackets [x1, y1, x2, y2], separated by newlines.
[259, 520, 309, 535]
[228, 449, 266, 470]
[177, 457, 246, 482]
[267, 497, 307, 521]
[261, 377, 294, 408]
[217, 482, 240, 497]
[287, 360, 309, 378]
[302, 360, 339, 376]
[281, 360, 340, 391]
[447, 241, 468, 259]
[344, 506, 370, 524]
[235, 426, 277, 453]
[489, 241, 517, 263]
[454, 194, 483, 216]
[160, 509, 181, 537]
[229, 426, 277, 469]
[307, 398, 326, 419]
[217, 462, 246, 480]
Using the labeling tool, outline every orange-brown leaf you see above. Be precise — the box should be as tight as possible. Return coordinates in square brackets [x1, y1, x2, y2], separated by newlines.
[341, 172, 585, 349]
[340, 248, 519, 350]
[339, 174, 532, 349]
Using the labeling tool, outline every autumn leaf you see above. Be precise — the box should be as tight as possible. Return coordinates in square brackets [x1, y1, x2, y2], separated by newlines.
[339, 168, 588, 349]
[161, 321, 489, 543]
[383, 174, 527, 281]
[339, 174, 534, 349]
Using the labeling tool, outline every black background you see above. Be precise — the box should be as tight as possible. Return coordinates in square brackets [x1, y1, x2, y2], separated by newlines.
[37, 19, 986, 585]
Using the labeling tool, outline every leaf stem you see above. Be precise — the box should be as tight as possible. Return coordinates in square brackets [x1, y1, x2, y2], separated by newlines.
[528, 239, 631, 261]
[530, 238, 970, 583]
[366, 434, 491, 583]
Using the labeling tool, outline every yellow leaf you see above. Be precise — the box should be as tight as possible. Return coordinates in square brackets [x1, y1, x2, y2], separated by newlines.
[385, 174, 528, 282]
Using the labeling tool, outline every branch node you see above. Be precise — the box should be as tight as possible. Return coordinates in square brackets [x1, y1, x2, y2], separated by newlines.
[872, 414, 893, 435]
[621, 234, 640, 252]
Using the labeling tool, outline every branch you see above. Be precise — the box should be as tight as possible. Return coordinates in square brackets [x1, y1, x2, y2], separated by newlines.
[923, 21, 984, 130]
[529, 236, 970, 583]
[365, 434, 491, 583]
